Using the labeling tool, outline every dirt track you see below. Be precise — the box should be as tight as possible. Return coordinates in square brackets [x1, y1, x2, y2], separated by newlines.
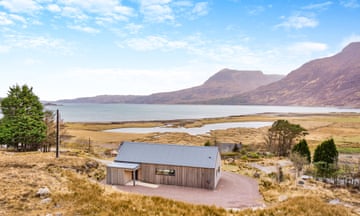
[113, 171, 264, 209]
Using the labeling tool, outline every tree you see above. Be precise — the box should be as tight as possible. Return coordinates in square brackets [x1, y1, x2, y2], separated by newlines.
[0, 85, 46, 151]
[266, 120, 307, 157]
[313, 138, 339, 178]
[42, 110, 56, 152]
[290, 152, 309, 178]
[292, 139, 311, 163]
[313, 138, 338, 164]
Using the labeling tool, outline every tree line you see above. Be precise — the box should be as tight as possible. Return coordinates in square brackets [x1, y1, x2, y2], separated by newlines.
[267, 120, 359, 188]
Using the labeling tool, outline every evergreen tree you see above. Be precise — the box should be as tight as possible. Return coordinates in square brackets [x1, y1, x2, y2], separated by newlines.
[266, 120, 308, 157]
[313, 138, 339, 177]
[313, 138, 338, 164]
[0, 85, 46, 151]
[292, 139, 311, 163]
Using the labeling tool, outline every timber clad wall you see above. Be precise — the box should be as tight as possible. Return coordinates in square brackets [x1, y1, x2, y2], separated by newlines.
[106, 167, 132, 185]
[140, 164, 217, 189]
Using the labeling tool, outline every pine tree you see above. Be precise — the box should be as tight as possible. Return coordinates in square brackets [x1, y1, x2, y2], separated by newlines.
[0, 85, 46, 151]
[266, 120, 308, 157]
[313, 138, 339, 177]
[313, 138, 338, 164]
[292, 139, 311, 163]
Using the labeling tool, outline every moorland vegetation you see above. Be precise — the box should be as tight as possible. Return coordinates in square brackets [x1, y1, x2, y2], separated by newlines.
[1, 84, 360, 215]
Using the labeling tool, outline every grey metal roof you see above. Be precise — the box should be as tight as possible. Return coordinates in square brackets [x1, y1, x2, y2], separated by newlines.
[107, 162, 140, 170]
[115, 142, 219, 169]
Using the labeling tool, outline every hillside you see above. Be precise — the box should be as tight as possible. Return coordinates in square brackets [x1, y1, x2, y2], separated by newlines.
[129, 69, 283, 104]
[216, 42, 360, 107]
[57, 69, 283, 104]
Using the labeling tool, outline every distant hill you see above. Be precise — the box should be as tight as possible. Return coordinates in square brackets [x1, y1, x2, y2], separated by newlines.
[57, 69, 284, 104]
[212, 42, 360, 107]
[57, 95, 140, 104]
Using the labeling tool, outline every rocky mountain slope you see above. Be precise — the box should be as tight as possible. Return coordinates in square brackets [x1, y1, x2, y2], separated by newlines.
[215, 42, 360, 107]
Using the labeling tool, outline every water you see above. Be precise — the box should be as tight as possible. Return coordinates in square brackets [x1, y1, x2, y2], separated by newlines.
[40, 103, 360, 122]
[105, 121, 273, 135]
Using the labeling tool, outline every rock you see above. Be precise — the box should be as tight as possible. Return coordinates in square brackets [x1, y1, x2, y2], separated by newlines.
[85, 161, 99, 169]
[225, 158, 234, 164]
[36, 187, 51, 198]
[329, 199, 340, 205]
[298, 180, 305, 185]
[40, 198, 52, 204]
[253, 172, 260, 178]
[278, 195, 288, 202]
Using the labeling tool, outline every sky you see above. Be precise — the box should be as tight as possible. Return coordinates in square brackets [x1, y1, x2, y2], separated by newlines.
[1, 0, 360, 101]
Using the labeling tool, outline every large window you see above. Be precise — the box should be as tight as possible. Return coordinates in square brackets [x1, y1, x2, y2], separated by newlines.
[155, 168, 175, 176]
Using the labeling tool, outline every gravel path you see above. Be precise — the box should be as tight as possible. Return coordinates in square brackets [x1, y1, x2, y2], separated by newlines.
[112, 171, 264, 209]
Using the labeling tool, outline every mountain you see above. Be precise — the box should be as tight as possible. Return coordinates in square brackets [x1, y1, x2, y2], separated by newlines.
[57, 95, 140, 103]
[57, 69, 284, 104]
[129, 69, 283, 104]
[215, 42, 360, 107]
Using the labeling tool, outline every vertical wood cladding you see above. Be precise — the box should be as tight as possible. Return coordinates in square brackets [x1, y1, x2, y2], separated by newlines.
[139, 164, 216, 189]
[106, 167, 132, 185]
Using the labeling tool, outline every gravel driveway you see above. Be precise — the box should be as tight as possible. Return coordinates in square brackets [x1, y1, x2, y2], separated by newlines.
[112, 171, 263, 209]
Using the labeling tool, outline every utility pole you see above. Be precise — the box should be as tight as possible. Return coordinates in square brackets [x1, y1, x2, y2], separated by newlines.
[56, 109, 60, 158]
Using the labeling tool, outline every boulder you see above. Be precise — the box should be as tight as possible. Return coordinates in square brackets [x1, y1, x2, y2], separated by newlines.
[40, 198, 52, 204]
[36, 187, 51, 198]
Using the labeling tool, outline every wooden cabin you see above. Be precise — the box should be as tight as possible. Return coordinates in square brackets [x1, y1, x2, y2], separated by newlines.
[106, 142, 221, 190]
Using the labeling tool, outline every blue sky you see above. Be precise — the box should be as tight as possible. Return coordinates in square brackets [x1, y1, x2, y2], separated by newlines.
[0, 0, 359, 100]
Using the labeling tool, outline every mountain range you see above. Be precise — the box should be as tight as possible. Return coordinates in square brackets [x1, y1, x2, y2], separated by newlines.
[57, 70, 283, 104]
[210, 42, 360, 107]
[57, 42, 360, 108]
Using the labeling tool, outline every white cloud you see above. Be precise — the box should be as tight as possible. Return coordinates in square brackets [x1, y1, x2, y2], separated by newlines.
[0, 12, 13, 25]
[302, 1, 333, 10]
[288, 42, 328, 55]
[191, 2, 209, 17]
[10, 14, 26, 23]
[139, 0, 174, 23]
[173, 1, 192, 7]
[47, 4, 61, 12]
[125, 23, 143, 34]
[247, 5, 265, 15]
[61, 6, 89, 20]
[0, 0, 42, 13]
[68, 25, 100, 33]
[341, 34, 360, 47]
[276, 15, 318, 29]
[59, 0, 134, 20]
[3, 34, 73, 54]
[0, 12, 26, 26]
[340, 0, 360, 8]
[123, 35, 188, 51]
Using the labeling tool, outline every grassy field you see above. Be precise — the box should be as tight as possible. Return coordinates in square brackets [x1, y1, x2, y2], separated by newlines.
[1, 112, 359, 215]
[0, 151, 356, 215]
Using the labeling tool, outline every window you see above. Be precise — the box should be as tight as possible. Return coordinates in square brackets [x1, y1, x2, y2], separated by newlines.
[155, 168, 175, 176]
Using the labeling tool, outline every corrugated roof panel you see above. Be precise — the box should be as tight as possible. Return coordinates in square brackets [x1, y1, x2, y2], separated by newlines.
[114, 142, 219, 169]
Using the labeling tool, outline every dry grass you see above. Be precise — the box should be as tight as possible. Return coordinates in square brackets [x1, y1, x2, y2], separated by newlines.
[2, 113, 359, 215]
[0, 150, 357, 215]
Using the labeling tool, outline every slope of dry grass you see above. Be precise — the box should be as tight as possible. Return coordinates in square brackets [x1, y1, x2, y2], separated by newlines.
[0, 150, 356, 215]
